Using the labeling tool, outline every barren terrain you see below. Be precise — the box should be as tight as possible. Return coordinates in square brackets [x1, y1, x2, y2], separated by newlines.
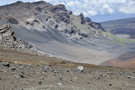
[0, 48, 135, 90]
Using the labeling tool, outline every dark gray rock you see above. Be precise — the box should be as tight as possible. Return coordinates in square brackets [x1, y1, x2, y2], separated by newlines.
[49, 4, 67, 12]
[1, 62, 10, 67]
[0, 24, 33, 49]
[7, 17, 19, 24]
[79, 13, 86, 24]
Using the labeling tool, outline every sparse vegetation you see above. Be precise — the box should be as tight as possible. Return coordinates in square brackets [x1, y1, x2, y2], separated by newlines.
[104, 32, 135, 44]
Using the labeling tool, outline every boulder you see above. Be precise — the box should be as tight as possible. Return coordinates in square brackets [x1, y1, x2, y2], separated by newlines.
[49, 4, 67, 12]
[0, 24, 32, 48]
[7, 17, 19, 24]
[79, 13, 86, 24]
[88, 22, 105, 31]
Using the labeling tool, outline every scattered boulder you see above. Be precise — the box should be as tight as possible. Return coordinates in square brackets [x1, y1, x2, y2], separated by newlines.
[43, 66, 50, 72]
[79, 33, 88, 38]
[7, 17, 19, 24]
[35, 7, 42, 12]
[49, 4, 67, 12]
[88, 22, 105, 31]
[57, 82, 63, 86]
[10, 67, 16, 71]
[33, 19, 40, 23]
[38, 81, 42, 85]
[1, 62, 10, 67]
[77, 66, 84, 72]
[16, 72, 25, 79]
[55, 12, 70, 24]
[26, 21, 30, 25]
[85, 17, 91, 23]
[67, 10, 72, 15]
[109, 83, 112, 86]
[79, 13, 86, 24]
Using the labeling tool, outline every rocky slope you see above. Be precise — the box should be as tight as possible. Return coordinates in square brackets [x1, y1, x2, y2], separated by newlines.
[0, 1, 135, 66]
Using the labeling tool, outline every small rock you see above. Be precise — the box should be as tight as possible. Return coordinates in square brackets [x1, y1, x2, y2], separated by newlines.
[43, 66, 50, 72]
[19, 74, 24, 78]
[96, 77, 101, 80]
[70, 79, 73, 82]
[16, 72, 25, 79]
[87, 82, 90, 84]
[10, 67, 16, 71]
[38, 81, 42, 85]
[1, 62, 10, 67]
[57, 82, 63, 86]
[109, 83, 112, 86]
[66, 70, 70, 72]
[77, 66, 84, 72]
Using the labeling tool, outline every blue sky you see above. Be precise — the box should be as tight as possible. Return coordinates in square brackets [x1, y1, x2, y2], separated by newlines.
[0, 0, 135, 22]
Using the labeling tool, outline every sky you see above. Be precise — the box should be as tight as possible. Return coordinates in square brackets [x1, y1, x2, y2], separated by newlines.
[0, 0, 135, 22]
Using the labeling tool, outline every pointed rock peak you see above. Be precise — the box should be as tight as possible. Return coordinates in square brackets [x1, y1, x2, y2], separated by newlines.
[32, 1, 51, 5]
[11, 1, 24, 5]
[50, 4, 67, 12]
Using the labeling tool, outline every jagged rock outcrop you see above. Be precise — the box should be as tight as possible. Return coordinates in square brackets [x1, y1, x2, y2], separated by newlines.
[0, 1, 105, 40]
[79, 13, 86, 24]
[0, 24, 32, 48]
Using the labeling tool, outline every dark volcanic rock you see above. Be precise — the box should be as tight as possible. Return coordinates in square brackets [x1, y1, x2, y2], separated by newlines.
[56, 14, 70, 24]
[88, 22, 105, 31]
[49, 4, 67, 12]
[79, 13, 86, 24]
[1, 62, 10, 67]
[0, 24, 32, 48]
[85, 17, 91, 23]
[7, 17, 19, 24]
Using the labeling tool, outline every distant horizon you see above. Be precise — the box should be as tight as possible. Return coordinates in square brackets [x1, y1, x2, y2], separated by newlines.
[0, 0, 135, 22]
[92, 13, 135, 22]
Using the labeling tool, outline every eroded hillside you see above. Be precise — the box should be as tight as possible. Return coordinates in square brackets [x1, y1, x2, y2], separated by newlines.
[0, 1, 135, 66]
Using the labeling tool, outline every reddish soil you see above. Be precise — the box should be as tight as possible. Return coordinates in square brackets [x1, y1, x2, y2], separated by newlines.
[104, 57, 135, 68]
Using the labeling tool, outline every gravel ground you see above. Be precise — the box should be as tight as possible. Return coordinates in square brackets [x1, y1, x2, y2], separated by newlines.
[0, 48, 135, 90]
[0, 61, 135, 90]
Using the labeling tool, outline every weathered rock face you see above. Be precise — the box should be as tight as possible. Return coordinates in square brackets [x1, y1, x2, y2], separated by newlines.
[0, 24, 31, 48]
[49, 4, 67, 13]
[0, 1, 105, 40]
[88, 22, 105, 31]
[79, 13, 86, 24]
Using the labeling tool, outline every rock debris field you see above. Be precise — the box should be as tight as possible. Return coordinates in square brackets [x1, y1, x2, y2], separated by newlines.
[0, 61, 135, 90]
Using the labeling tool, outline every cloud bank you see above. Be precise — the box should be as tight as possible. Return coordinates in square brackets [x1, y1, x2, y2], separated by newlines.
[35, 0, 135, 17]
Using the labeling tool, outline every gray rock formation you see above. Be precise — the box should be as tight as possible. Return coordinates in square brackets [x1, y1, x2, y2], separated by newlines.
[0, 24, 32, 48]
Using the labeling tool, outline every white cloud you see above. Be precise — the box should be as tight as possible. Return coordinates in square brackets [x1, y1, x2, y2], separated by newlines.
[35, 0, 135, 16]
[87, 10, 98, 16]
[102, 4, 114, 14]
[119, 0, 135, 14]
